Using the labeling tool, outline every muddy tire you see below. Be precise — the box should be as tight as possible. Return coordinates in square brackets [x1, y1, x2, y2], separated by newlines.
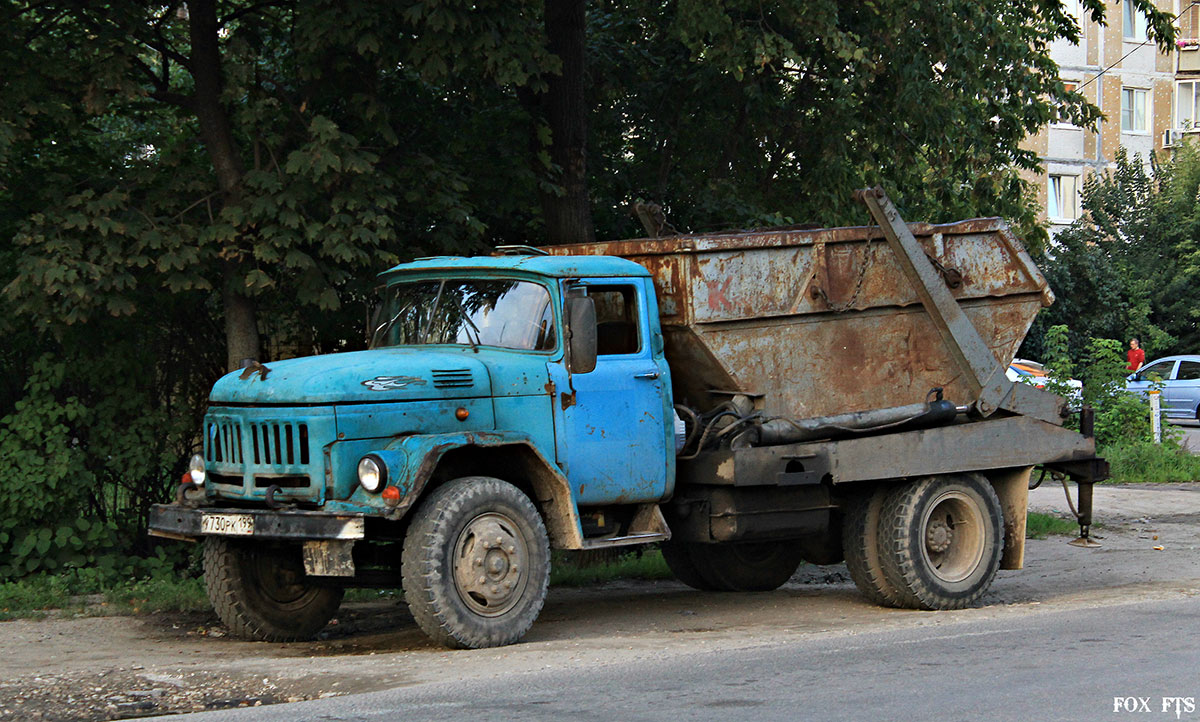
[877, 474, 1003, 610]
[686, 541, 804, 592]
[842, 488, 905, 607]
[203, 537, 343, 642]
[401, 476, 550, 649]
[659, 540, 718, 591]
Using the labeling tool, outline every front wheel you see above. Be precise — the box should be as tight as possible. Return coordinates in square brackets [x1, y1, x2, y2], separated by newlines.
[203, 537, 344, 642]
[877, 474, 1003, 610]
[401, 476, 550, 649]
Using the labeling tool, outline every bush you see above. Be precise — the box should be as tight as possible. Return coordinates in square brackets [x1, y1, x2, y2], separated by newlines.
[1102, 440, 1200, 484]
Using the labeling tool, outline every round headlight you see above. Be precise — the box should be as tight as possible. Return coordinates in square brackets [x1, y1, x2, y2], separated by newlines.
[188, 454, 206, 484]
[358, 455, 386, 492]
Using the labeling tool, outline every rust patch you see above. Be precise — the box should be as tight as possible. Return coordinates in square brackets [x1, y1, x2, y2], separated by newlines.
[705, 275, 733, 312]
[544, 381, 557, 395]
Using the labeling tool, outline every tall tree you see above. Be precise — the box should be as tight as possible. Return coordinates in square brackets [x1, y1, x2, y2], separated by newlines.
[520, 0, 595, 244]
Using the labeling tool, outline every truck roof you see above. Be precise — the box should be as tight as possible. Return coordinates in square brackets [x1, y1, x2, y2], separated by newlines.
[381, 254, 651, 279]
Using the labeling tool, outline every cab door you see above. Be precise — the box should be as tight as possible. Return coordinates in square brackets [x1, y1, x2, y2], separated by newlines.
[548, 279, 671, 505]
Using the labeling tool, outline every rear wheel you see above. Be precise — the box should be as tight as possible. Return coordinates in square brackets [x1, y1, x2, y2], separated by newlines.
[401, 476, 550, 649]
[660, 540, 718, 591]
[841, 487, 904, 607]
[686, 541, 804, 592]
[203, 537, 343, 642]
[877, 474, 1003, 610]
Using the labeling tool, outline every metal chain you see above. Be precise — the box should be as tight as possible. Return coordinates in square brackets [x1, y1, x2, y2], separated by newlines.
[821, 229, 875, 313]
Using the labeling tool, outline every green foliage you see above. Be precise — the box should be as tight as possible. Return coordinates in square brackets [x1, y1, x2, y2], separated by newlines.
[0, 570, 207, 621]
[587, 0, 1159, 246]
[549, 549, 673, 587]
[0, 349, 209, 581]
[1024, 145, 1200, 361]
[1025, 512, 1080, 539]
[103, 575, 208, 615]
[1102, 440, 1200, 484]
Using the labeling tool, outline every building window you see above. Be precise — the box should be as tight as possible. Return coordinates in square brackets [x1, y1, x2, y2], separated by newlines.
[1122, 88, 1148, 132]
[1053, 81, 1080, 126]
[1178, 81, 1200, 130]
[1048, 175, 1080, 222]
[1124, 3, 1149, 40]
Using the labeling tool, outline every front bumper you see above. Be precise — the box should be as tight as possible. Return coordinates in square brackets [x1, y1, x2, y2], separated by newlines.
[148, 504, 365, 541]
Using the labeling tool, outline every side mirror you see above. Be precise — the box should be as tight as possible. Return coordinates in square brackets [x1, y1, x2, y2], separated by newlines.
[565, 296, 597, 374]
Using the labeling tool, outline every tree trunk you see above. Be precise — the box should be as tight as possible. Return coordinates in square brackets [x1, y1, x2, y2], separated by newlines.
[223, 270, 261, 371]
[526, 0, 594, 245]
[187, 0, 261, 371]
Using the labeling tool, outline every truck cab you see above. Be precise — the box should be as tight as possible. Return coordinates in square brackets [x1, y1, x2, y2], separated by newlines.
[152, 254, 675, 648]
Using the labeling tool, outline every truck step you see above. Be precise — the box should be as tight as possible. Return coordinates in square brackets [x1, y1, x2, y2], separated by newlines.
[579, 504, 670, 549]
[580, 531, 669, 549]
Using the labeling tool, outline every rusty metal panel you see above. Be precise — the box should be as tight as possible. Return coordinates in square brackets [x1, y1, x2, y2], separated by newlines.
[546, 218, 1051, 417]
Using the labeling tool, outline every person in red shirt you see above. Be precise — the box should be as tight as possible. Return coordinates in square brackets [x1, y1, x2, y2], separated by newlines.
[1127, 337, 1145, 372]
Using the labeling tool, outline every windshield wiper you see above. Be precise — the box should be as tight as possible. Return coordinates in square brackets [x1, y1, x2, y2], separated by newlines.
[445, 293, 482, 353]
[371, 299, 417, 348]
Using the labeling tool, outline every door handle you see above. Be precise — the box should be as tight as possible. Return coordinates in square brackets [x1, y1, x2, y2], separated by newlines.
[634, 371, 660, 380]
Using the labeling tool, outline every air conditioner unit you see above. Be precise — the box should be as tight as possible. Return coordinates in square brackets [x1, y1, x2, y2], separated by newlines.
[1163, 128, 1183, 147]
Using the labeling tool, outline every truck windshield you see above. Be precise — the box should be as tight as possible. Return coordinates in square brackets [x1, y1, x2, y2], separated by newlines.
[370, 279, 557, 351]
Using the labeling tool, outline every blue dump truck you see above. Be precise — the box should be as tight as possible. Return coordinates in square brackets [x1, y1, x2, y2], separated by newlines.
[150, 189, 1106, 649]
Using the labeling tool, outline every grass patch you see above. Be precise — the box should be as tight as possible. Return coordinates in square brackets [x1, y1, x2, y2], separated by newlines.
[0, 574, 211, 621]
[1026, 511, 1080, 539]
[549, 548, 673, 587]
[1100, 440, 1200, 484]
[0, 575, 84, 621]
[102, 576, 208, 615]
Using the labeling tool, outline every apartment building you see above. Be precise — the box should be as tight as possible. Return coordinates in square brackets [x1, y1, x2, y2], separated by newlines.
[1023, 0, 1176, 236]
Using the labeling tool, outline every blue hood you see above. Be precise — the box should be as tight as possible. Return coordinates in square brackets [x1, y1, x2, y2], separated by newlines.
[210, 349, 491, 405]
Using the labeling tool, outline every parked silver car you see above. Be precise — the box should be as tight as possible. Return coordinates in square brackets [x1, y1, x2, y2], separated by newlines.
[1125, 355, 1200, 420]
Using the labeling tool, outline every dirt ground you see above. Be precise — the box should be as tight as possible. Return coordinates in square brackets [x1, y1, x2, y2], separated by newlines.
[3, 482, 1200, 722]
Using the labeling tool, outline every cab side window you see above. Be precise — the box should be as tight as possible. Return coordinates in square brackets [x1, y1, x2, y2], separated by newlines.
[588, 285, 641, 356]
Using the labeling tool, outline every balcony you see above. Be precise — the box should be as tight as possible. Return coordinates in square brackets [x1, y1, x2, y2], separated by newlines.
[1177, 40, 1200, 71]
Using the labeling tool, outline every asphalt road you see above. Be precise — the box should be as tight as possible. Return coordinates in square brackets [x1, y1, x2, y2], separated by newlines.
[1176, 420, 1200, 453]
[152, 596, 1200, 722]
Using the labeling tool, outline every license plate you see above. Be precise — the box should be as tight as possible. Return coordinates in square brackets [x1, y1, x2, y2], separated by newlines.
[201, 513, 254, 536]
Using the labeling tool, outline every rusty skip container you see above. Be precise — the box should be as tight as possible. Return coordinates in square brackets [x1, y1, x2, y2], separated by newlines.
[546, 215, 1052, 419]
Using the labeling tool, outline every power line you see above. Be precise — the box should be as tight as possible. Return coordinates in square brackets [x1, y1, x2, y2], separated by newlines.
[1076, 2, 1199, 92]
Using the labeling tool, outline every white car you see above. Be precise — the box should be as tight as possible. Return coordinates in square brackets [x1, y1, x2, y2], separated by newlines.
[1006, 359, 1083, 409]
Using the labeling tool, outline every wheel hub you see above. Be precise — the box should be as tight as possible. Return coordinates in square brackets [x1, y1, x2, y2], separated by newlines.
[453, 513, 528, 617]
[920, 490, 986, 584]
[926, 519, 953, 554]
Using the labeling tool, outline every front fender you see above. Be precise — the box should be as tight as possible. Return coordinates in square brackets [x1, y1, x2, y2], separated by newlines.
[381, 431, 585, 549]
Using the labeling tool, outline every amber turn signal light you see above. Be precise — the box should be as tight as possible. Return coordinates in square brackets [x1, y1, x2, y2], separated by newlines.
[455, 407, 469, 421]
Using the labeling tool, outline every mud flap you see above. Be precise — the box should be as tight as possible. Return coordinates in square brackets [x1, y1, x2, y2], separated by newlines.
[987, 467, 1032, 570]
[302, 540, 356, 577]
